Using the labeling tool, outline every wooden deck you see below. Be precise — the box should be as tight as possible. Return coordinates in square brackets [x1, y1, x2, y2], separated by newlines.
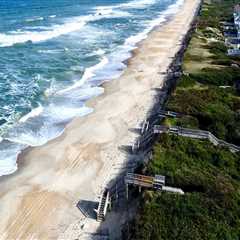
[125, 173, 184, 196]
[125, 173, 155, 188]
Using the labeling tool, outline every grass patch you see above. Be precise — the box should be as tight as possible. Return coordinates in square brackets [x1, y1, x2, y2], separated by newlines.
[126, 135, 240, 240]
[189, 67, 240, 86]
[167, 87, 240, 143]
[126, 1, 240, 239]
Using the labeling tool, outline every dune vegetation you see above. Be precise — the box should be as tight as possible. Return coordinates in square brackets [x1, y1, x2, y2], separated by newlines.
[125, 0, 240, 239]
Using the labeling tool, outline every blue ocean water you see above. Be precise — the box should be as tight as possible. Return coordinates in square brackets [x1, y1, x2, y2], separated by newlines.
[0, 0, 183, 176]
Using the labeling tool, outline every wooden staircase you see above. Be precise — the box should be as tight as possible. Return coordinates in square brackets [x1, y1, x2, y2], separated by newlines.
[96, 189, 110, 222]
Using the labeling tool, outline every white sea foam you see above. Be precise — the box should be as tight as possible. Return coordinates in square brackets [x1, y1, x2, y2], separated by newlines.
[0, 10, 130, 47]
[46, 104, 93, 122]
[84, 48, 106, 58]
[84, 0, 184, 88]
[0, 0, 185, 177]
[19, 105, 44, 123]
[5, 123, 65, 147]
[24, 26, 51, 31]
[57, 57, 109, 94]
[61, 86, 104, 101]
[124, 0, 184, 48]
[95, 8, 130, 17]
[57, 0, 185, 95]
[0, 141, 26, 176]
[93, 49, 106, 56]
[44, 78, 60, 97]
[81, 57, 109, 83]
[119, 0, 158, 9]
[0, 157, 18, 176]
[95, 0, 157, 12]
[70, 65, 84, 72]
[38, 49, 66, 54]
[0, 19, 87, 47]
[5, 105, 93, 147]
[26, 17, 44, 22]
[4, 87, 103, 148]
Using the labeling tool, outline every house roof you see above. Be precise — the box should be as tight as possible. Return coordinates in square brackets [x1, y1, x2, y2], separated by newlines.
[234, 4, 240, 13]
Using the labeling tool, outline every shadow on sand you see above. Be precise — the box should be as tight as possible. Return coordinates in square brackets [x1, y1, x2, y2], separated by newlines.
[76, 8, 201, 239]
[77, 199, 98, 220]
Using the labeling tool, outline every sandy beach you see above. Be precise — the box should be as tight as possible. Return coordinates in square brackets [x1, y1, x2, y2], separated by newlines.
[0, 0, 200, 239]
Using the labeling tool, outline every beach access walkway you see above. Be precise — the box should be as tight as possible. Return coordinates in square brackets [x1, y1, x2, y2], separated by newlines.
[95, 189, 110, 222]
[134, 123, 240, 153]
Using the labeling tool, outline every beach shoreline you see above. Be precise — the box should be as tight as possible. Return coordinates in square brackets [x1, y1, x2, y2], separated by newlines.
[0, 0, 201, 239]
[0, 0, 184, 179]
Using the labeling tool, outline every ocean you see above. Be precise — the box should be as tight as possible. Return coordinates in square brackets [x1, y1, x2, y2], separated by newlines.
[0, 0, 183, 176]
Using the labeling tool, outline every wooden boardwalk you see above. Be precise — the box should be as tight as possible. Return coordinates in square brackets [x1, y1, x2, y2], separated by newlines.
[133, 124, 240, 153]
[125, 173, 155, 188]
[154, 125, 240, 153]
[140, 110, 184, 135]
[125, 173, 184, 196]
[158, 110, 183, 118]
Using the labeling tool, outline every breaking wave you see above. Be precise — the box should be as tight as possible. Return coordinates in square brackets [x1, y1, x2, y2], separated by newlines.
[0, 0, 184, 176]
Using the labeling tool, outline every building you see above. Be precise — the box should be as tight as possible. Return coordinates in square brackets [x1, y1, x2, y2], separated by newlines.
[234, 5, 240, 38]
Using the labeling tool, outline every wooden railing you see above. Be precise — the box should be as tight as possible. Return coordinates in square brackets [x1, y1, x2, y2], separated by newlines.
[154, 125, 240, 152]
[125, 173, 184, 195]
[125, 173, 154, 188]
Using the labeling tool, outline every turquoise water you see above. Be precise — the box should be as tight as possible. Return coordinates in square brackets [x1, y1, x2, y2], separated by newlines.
[0, 0, 183, 176]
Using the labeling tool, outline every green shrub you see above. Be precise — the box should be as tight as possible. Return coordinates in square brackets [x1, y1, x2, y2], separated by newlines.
[184, 53, 204, 62]
[208, 41, 228, 54]
[189, 68, 240, 86]
[128, 135, 240, 240]
[167, 87, 240, 144]
[177, 75, 196, 88]
[126, 1, 240, 239]
[211, 59, 232, 66]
